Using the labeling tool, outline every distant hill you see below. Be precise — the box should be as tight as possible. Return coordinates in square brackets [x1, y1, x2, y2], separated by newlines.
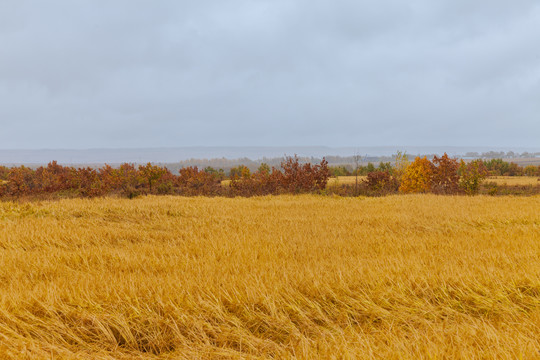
[0, 146, 539, 165]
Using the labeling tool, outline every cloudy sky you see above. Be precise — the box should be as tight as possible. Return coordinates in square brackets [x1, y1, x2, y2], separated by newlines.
[1, 0, 539, 149]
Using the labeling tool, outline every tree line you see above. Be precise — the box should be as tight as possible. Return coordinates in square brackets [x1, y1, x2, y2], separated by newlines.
[329, 158, 540, 177]
[0, 156, 331, 199]
[0, 154, 538, 199]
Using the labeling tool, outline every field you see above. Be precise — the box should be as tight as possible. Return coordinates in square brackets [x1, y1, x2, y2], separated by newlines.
[486, 176, 540, 186]
[1, 195, 540, 359]
[327, 176, 367, 187]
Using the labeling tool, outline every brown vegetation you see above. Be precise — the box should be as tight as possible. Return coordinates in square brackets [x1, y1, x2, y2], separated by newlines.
[1, 155, 539, 200]
[0, 157, 331, 200]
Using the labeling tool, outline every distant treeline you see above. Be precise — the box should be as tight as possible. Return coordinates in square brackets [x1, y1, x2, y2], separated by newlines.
[0, 155, 538, 200]
[165, 152, 540, 174]
[464, 151, 540, 159]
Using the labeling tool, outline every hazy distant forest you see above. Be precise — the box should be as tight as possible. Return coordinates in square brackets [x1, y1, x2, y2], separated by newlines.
[1, 152, 539, 200]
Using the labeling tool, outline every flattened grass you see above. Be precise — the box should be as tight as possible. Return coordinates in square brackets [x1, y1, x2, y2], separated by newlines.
[0, 195, 539, 358]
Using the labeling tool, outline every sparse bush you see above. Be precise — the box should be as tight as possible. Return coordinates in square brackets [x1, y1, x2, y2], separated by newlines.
[459, 160, 488, 195]
[393, 151, 409, 184]
[364, 171, 399, 195]
[329, 166, 351, 177]
[157, 181, 174, 195]
[524, 165, 539, 177]
[229, 165, 251, 179]
[483, 182, 499, 196]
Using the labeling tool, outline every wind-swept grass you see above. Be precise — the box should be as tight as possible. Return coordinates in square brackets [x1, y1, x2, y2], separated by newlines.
[0, 195, 539, 359]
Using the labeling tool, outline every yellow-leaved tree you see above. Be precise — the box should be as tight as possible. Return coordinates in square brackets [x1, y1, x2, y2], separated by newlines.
[399, 156, 434, 193]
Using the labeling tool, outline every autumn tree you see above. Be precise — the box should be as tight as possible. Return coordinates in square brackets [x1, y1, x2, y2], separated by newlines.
[482, 158, 520, 176]
[364, 171, 399, 195]
[399, 156, 434, 193]
[138, 163, 167, 193]
[229, 165, 251, 180]
[524, 165, 540, 177]
[258, 163, 271, 175]
[431, 153, 460, 194]
[231, 164, 283, 196]
[75, 167, 103, 197]
[378, 162, 393, 173]
[203, 167, 225, 180]
[34, 161, 71, 193]
[0, 166, 10, 180]
[459, 160, 488, 195]
[253, 166, 282, 194]
[113, 163, 140, 197]
[280, 155, 330, 193]
[393, 151, 409, 184]
[506, 162, 523, 176]
[178, 166, 222, 195]
[7, 166, 35, 196]
[98, 164, 119, 193]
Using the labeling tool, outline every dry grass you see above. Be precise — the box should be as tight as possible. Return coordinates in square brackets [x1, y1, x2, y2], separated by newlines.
[487, 176, 540, 185]
[1, 195, 540, 359]
[327, 176, 367, 187]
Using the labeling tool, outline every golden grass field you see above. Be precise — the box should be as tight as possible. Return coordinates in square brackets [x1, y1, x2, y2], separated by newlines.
[486, 176, 540, 186]
[326, 176, 367, 187]
[1, 195, 540, 359]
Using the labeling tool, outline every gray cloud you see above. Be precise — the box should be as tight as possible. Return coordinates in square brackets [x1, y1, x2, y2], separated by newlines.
[0, 0, 539, 149]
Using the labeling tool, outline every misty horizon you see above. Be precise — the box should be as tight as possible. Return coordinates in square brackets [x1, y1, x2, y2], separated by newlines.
[1, 146, 539, 166]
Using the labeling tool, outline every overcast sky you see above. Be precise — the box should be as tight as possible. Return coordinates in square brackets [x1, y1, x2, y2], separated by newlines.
[1, 0, 539, 149]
